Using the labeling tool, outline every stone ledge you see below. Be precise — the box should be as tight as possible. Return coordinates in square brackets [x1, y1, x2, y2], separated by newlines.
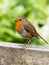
[0, 41, 49, 65]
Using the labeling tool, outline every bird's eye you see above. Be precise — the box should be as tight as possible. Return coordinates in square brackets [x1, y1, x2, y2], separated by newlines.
[19, 19, 22, 21]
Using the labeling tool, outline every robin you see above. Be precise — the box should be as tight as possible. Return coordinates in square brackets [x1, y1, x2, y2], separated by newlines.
[15, 16, 48, 44]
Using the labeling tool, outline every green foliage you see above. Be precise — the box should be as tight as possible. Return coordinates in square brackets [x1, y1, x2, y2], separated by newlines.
[0, 0, 49, 45]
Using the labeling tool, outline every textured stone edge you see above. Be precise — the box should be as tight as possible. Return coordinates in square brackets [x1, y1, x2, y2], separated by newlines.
[0, 41, 49, 52]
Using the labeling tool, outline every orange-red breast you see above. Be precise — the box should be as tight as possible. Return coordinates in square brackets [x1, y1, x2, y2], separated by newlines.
[15, 16, 48, 44]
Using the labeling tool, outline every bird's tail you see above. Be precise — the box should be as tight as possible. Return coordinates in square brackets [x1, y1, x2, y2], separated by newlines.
[37, 33, 48, 44]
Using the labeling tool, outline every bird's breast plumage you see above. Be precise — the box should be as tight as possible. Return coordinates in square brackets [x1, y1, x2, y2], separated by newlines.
[16, 21, 24, 32]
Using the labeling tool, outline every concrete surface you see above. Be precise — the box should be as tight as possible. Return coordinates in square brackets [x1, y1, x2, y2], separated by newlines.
[0, 41, 49, 65]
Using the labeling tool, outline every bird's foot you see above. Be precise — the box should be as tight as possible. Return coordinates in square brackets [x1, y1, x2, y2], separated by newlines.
[22, 44, 30, 48]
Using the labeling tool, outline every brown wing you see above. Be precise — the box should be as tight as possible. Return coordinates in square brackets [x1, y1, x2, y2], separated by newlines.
[23, 21, 38, 37]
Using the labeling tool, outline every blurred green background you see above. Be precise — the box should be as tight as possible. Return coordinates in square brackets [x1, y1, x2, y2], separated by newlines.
[0, 0, 49, 45]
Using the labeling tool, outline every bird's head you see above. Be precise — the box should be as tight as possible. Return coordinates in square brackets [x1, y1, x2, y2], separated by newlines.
[15, 16, 27, 23]
[15, 17, 25, 32]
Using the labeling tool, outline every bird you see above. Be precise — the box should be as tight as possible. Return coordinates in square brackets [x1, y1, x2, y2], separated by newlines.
[15, 16, 48, 44]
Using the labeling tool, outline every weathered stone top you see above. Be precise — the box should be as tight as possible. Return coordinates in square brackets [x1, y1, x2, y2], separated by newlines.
[0, 41, 49, 65]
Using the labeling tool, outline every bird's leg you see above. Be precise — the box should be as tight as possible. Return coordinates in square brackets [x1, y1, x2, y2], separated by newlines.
[27, 39, 31, 44]
[23, 39, 31, 48]
[25, 39, 29, 44]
